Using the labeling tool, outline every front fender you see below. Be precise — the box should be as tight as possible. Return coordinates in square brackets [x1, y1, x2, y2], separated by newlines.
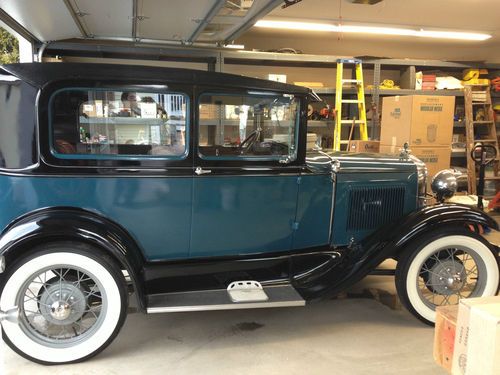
[388, 203, 499, 250]
[295, 203, 498, 300]
[0, 207, 147, 311]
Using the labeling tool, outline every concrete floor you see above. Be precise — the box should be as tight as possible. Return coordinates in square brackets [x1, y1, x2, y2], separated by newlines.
[3, 224, 499, 374]
[0, 272, 447, 375]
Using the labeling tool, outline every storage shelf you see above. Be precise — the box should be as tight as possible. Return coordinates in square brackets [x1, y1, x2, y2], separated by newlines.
[80, 116, 168, 124]
[307, 120, 373, 127]
[199, 119, 291, 126]
[307, 120, 332, 127]
[451, 150, 466, 157]
[220, 50, 500, 70]
[312, 87, 464, 97]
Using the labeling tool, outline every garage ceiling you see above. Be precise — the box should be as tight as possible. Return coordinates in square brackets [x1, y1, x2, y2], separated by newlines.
[0, 0, 281, 45]
[1, 0, 499, 63]
[263, 0, 500, 35]
[234, 0, 500, 63]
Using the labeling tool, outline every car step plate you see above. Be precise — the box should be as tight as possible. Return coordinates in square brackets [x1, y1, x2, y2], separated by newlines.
[227, 280, 268, 302]
[147, 283, 305, 313]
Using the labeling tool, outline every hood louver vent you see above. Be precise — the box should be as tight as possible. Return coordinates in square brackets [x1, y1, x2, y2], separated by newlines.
[347, 186, 405, 230]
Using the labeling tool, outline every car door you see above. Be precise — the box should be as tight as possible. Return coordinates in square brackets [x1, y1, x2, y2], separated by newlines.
[43, 84, 194, 261]
[189, 89, 302, 258]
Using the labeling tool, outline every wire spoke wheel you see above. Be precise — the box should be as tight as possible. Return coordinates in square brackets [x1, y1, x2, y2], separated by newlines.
[417, 247, 485, 309]
[19, 266, 105, 347]
[396, 233, 499, 325]
[0, 243, 128, 364]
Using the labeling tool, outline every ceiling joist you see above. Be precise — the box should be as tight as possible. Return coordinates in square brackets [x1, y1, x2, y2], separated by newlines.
[187, 0, 226, 44]
[132, 0, 139, 41]
[223, 0, 282, 44]
[0, 7, 40, 44]
[62, 0, 90, 38]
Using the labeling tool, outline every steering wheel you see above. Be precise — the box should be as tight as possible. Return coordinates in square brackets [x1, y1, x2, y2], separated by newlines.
[471, 143, 497, 165]
[239, 130, 259, 154]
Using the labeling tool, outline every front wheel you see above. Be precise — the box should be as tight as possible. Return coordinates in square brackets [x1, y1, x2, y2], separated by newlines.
[0, 242, 128, 364]
[395, 232, 499, 325]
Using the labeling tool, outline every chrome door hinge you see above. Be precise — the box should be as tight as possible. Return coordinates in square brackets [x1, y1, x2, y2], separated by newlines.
[291, 222, 299, 231]
[296, 177, 302, 185]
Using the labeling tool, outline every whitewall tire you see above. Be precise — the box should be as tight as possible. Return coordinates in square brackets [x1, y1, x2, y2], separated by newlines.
[396, 232, 499, 325]
[0, 243, 128, 364]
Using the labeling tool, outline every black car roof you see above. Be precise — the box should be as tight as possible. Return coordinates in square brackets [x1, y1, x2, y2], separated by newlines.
[1, 62, 310, 95]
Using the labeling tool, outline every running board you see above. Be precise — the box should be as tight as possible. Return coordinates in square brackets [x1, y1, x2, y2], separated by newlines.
[147, 284, 305, 313]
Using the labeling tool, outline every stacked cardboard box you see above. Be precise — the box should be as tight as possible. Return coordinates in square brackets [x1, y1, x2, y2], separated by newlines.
[434, 305, 459, 372]
[434, 297, 500, 375]
[199, 104, 218, 119]
[347, 140, 380, 153]
[423, 74, 436, 90]
[306, 133, 318, 150]
[379, 95, 455, 178]
[452, 297, 500, 375]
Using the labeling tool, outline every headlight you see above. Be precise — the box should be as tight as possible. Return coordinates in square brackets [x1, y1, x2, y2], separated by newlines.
[411, 155, 427, 207]
[431, 169, 462, 202]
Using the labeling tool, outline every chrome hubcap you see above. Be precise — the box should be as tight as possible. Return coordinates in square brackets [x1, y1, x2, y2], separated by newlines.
[446, 273, 464, 291]
[50, 301, 72, 321]
[38, 281, 87, 325]
[427, 259, 467, 296]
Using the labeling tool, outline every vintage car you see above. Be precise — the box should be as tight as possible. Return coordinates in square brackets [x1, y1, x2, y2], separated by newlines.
[0, 63, 498, 365]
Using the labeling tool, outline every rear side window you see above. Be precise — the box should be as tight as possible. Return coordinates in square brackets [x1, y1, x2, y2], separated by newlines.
[50, 89, 188, 158]
[0, 76, 37, 170]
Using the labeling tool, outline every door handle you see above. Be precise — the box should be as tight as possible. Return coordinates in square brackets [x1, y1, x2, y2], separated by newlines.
[195, 167, 212, 175]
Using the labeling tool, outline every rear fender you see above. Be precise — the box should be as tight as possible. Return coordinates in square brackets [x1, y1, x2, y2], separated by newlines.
[0, 207, 147, 311]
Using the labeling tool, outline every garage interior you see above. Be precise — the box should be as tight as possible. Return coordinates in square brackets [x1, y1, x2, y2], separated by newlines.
[0, 0, 499, 374]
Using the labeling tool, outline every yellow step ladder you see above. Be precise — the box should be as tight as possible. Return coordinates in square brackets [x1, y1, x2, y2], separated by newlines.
[334, 59, 368, 151]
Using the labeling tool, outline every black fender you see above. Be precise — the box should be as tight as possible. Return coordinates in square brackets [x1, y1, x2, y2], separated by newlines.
[0, 207, 147, 311]
[388, 203, 499, 250]
[295, 203, 499, 300]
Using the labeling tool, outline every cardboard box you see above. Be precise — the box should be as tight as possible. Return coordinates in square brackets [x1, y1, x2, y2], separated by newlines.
[379, 144, 450, 178]
[347, 140, 380, 153]
[82, 103, 96, 117]
[452, 296, 500, 375]
[380, 95, 455, 148]
[268, 74, 287, 83]
[306, 133, 318, 150]
[199, 104, 218, 119]
[435, 305, 459, 372]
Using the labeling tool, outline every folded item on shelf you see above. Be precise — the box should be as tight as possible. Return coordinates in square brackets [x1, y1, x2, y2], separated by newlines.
[366, 80, 400, 90]
[462, 68, 488, 81]
[435, 76, 464, 90]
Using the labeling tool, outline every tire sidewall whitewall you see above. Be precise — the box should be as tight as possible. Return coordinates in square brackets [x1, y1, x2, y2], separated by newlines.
[405, 235, 499, 323]
[0, 252, 122, 364]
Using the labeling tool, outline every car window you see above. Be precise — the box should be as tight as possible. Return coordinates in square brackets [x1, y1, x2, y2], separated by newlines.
[198, 93, 299, 160]
[50, 89, 188, 158]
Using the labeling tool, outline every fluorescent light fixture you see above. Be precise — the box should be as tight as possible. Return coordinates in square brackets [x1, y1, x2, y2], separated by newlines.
[256, 20, 337, 32]
[224, 44, 245, 49]
[254, 20, 491, 41]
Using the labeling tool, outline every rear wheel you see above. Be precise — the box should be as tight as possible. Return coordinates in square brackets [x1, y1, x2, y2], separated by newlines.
[395, 232, 499, 325]
[0, 242, 128, 364]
